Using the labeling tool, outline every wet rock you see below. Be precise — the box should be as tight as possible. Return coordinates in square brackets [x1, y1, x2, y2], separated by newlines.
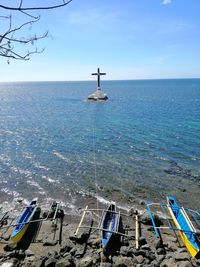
[135, 255, 144, 264]
[79, 255, 93, 267]
[34, 258, 46, 267]
[161, 258, 178, 267]
[154, 239, 163, 249]
[47, 251, 59, 260]
[88, 237, 101, 248]
[55, 258, 74, 267]
[74, 248, 85, 258]
[140, 211, 162, 226]
[139, 237, 147, 246]
[151, 260, 162, 267]
[165, 241, 178, 252]
[2, 235, 10, 241]
[174, 252, 190, 261]
[3, 244, 17, 252]
[191, 257, 200, 267]
[24, 255, 36, 262]
[134, 249, 146, 257]
[97, 263, 112, 267]
[25, 249, 35, 257]
[59, 244, 73, 256]
[0, 263, 15, 267]
[177, 247, 187, 253]
[69, 247, 77, 256]
[128, 208, 138, 216]
[69, 232, 89, 244]
[18, 250, 25, 260]
[139, 200, 146, 206]
[156, 247, 166, 255]
[114, 256, 134, 267]
[156, 254, 165, 264]
[177, 261, 192, 267]
[120, 246, 132, 256]
[144, 251, 156, 261]
[140, 244, 151, 251]
[43, 240, 58, 246]
[45, 258, 57, 267]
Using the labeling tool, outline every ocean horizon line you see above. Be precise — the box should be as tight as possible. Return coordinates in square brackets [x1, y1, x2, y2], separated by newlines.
[0, 77, 200, 84]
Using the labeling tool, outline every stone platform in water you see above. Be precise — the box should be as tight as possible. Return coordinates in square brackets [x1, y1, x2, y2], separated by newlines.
[87, 88, 108, 101]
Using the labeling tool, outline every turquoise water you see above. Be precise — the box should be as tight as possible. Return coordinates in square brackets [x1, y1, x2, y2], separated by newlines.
[0, 79, 199, 210]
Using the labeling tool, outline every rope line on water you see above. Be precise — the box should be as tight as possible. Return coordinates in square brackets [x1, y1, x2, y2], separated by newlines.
[92, 110, 99, 216]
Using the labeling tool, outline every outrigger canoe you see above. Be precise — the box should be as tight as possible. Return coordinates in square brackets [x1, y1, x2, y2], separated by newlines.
[167, 196, 200, 258]
[100, 202, 119, 249]
[11, 198, 38, 243]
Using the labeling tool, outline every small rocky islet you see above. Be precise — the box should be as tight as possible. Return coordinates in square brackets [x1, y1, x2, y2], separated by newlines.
[0, 200, 200, 267]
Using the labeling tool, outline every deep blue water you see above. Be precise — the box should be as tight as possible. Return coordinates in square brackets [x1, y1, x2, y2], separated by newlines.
[0, 79, 200, 210]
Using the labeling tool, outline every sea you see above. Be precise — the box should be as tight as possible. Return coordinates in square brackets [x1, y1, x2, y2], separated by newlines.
[0, 79, 200, 214]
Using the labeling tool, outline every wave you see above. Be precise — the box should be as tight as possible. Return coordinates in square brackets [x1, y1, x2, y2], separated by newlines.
[53, 151, 71, 163]
[11, 166, 32, 177]
[41, 175, 59, 184]
[33, 162, 49, 171]
[0, 187, 20, 198]
[26, 180, 46, 195]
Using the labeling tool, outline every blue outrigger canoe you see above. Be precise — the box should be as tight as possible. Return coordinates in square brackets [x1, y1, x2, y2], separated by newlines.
[11, 198, 38, 243]
[167, 196, 200, 258]
[100, 202, 119, 249]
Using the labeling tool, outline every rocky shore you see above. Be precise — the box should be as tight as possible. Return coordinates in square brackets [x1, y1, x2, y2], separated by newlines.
[0, 201, 200, 267]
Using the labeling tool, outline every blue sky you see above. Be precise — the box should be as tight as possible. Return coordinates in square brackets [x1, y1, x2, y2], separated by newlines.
[0, 0, 200, 81]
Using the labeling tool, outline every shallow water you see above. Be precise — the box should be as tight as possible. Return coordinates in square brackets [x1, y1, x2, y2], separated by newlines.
[0, 79, 199, 211]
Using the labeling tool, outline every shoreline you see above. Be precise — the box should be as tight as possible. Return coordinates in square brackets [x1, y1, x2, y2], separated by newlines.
[0, 196, 200, 266]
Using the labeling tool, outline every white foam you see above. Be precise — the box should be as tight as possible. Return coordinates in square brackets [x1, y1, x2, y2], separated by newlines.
[11, 166, 32, 177]
[34, 162, 49, 171]
[26, 180, 46, 195]
[42, 175, 60, 184]
[53, 151, 71, 163]
[0, 187, 20, 198]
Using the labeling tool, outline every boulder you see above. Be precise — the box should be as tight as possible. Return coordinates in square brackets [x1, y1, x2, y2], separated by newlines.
[174, 252, 190, 261]
[120, 246, 132, 257]
[55, 258, 74, 267]
[3, 244, 17, 252]
[25, 249, 35, 257]
[140, 211, 162, 226]
[45, 258, 57, 267]
[138, 237, 147, 246]
[114, 256, 134, 267]
[177, 261, 192, 267]
[69, 232, 89, 244]
[43, 240, 58, 246]
[135, 255, 144, 264]
[2, 235, 10, 241]
[74, 248, 85, 258]
[0, 263, 15, 267]
[60, 245, 72, 256]
[161, 258, 178, 267]
[79, 256, 93, 267]
[156, 248, 166, 255]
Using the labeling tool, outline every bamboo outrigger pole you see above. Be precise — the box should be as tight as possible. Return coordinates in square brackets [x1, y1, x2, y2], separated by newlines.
[135, 214, 139, 249]
[75, 205, 88, 236]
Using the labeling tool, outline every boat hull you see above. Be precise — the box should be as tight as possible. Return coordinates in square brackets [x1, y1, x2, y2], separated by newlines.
[11, 224, 29, 243]
[11, 199, 38, 244]
[167, 196, 200, 258]
[100, 202, 119, 249]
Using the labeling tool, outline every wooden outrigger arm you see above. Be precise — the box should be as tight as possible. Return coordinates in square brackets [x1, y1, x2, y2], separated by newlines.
[146, 203, 159, 238]
[146, 203, 200, 235]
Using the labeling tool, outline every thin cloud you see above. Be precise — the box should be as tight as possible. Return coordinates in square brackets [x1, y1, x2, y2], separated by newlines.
[162, 0, 172, 4]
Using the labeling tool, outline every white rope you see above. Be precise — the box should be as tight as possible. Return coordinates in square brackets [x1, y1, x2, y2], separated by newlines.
[92, 112, 99, 216]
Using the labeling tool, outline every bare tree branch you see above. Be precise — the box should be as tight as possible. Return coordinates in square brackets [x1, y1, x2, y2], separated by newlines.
[0, 0, 72, 11]
[0, 0, 73, 62]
